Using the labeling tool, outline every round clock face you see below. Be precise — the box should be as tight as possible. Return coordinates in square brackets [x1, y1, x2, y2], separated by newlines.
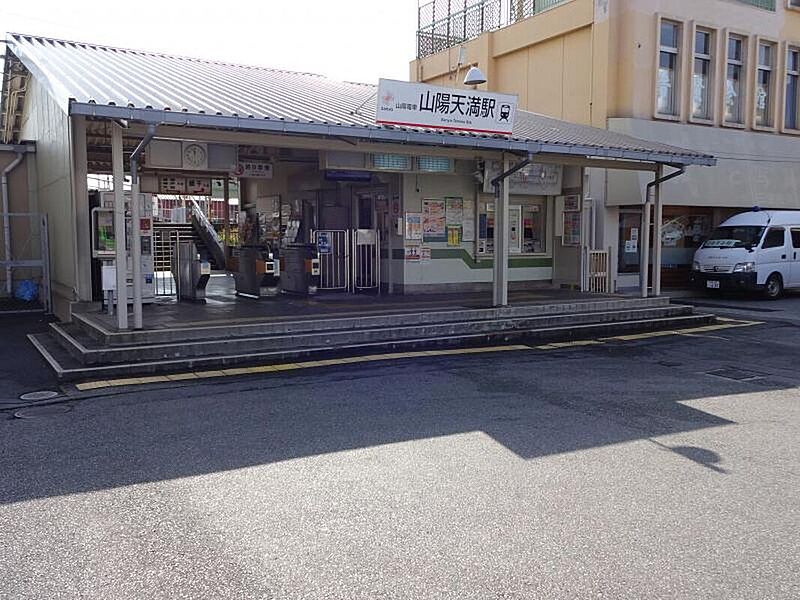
[183, 143, 206, 168]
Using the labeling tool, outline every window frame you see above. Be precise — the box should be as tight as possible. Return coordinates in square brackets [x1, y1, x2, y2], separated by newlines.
[753, 37, 779, 130]
[722, 30, 749, 128]
[782, 43, 800, 134]
[654, 15, 685, 121]
[689, 23, 717, 124]
[761, 227, 786, 249]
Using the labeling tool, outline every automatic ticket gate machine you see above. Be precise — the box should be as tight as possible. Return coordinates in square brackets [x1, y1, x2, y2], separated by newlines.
[171, 240, 211, 302]
[90, 191, 156, 308]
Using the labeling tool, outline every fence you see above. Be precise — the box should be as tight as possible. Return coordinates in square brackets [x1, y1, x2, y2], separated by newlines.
[416, 0, 571, 58]
[0, 212, 50, 311]
[584, 248, 612, 294]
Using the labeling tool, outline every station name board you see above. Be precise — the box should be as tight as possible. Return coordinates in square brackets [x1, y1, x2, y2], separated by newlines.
[375, 79, 517, 136]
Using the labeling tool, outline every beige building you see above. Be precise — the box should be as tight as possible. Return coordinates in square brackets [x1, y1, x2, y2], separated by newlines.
[413, 0, 800, 288]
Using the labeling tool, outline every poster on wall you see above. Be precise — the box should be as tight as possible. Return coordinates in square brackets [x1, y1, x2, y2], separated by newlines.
[563, 194, 581, 212]
[420, 247, 432, 262]
[445, 197, 463, 226]
[462, 199, 475, 241]
[422, 199, 446, 242]
[563, 211, 582, 246]
[405, 244, 421, 261]
[447, 226, 462, 247]
[405, 212, 423, 241]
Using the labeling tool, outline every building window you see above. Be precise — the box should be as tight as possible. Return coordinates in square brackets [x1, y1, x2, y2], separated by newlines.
[756, 42, 775, 126]
[725, 35, 745, 124]
[657, 20, 681, 116]
[692, 29, 713, 119]
[786, 48, 800, 130]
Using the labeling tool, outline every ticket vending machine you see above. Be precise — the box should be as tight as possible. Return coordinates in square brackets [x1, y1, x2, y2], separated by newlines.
[90, 192, 156, 304]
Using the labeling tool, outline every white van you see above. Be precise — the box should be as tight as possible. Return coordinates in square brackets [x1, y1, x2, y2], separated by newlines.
[690, 209, 800, 299]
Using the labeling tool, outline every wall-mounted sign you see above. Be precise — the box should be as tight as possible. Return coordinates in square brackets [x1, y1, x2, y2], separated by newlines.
[231, 160, 274, 179]
[376, 79, 517, 136]
[159, 175, 186, 194]
[186, 177, 212, 195]
[483, 161, 562, 196]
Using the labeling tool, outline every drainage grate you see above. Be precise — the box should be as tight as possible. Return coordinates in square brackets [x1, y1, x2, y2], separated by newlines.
[19, 390, 61, 402]
[705, 368, 765, 381]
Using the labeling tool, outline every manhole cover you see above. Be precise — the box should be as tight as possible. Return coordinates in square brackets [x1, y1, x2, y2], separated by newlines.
[706, 368, 764, 381]
[19, 390, 60, 402]
[14, 404, 72, 419]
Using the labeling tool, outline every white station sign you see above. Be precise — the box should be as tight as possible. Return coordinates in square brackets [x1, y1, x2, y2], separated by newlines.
[375, 79, 517, 136]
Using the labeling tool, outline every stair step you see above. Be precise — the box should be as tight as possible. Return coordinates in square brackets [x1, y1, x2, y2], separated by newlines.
[72, 297, 673, 346]
[57, 306, 694, 365]
[31, 312, 716, 382]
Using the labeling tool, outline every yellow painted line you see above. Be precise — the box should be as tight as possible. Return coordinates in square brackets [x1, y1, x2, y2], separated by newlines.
[166, 372, 199, 381]
[194, 370, 227, 379]
[535, 340, 604, 350]
[221, 367, 255, 376]
[74, 320, 765, 392]
[75, 380, 111, 391]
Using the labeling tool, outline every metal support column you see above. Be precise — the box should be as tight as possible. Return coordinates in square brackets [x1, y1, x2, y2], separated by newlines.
[111, 124, 128, 329]
[493, 157, 511, 307]
[223, 177, 231, 260]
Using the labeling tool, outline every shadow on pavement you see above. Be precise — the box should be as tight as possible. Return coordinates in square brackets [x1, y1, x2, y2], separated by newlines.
[3, 338, 790, 505]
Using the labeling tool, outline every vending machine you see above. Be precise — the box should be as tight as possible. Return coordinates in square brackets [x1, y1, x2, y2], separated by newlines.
[90, 191, 156, 303]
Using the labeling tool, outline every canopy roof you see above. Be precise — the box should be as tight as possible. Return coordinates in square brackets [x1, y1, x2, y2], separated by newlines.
[2, 33, 715, 166]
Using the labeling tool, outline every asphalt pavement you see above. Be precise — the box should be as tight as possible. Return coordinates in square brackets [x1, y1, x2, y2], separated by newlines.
[1, 296, 799, 599]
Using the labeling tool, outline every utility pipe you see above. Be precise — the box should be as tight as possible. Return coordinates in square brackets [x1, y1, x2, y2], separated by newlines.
[128, 123, 157, 329]
[642, 166, 685, 298]
[2, 152, 25, 295]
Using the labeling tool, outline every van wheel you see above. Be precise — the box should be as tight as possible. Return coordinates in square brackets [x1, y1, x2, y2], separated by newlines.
[763, 273, 783, 300]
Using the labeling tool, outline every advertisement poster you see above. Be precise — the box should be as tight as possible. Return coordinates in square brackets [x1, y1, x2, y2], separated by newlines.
[422, 199, 446, 242]
[447, 226, 462, 247]
[445, 197, 463, 226]
[462, 199, 475, 242]
[420, 247, 432, 262]
[563, 194, 581, 212]
[563, 211, 582, 246]
[405, 212, 422, 241]
[405, 244, 421, 261]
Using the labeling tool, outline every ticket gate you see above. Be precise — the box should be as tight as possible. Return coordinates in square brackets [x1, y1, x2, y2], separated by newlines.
[171, 240, 210, 302]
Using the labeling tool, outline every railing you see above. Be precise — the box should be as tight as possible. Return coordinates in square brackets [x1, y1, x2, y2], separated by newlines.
[584, 249, 612, 294]
[416, 0, 572, 58]
[734, 0, 775, 10]
[189, 198, 225, 269]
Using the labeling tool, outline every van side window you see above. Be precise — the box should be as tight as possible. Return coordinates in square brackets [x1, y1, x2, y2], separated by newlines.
[762, 228, 785, 249]
[792, 229, 800, 249]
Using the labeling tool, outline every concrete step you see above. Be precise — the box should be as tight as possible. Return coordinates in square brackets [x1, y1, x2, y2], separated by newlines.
[53, 305, 695, 366]
[29, 311, 716, 382]
[71, 296, 672, 346]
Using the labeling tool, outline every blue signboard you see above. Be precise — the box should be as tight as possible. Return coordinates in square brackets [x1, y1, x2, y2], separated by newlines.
[317, 232, 332, 255]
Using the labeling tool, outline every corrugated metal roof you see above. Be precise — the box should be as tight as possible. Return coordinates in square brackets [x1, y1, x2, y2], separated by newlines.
[5, 33, 715, 166]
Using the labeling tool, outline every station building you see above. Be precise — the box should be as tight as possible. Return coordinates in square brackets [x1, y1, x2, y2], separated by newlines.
[1, 32, 713, 329]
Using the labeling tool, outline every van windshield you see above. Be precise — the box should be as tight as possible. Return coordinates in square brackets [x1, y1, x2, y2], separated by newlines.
[702, 226, 765, 249]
